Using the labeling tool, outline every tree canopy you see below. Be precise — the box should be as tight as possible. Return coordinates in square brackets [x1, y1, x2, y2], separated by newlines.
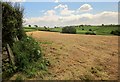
[2, 2, 25, 46]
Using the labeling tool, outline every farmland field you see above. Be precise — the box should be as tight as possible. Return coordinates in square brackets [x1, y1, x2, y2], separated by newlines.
[26, 31, 118, 80]
[24, 26, 118, 35]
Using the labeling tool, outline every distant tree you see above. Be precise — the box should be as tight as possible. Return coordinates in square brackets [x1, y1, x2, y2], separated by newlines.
[54, 26, 57, 28]
[89, 29, 92, 31]
[79, 25, 84, 27]
[28, 25, 31, 27]
[82, 28, 84, 30]
[102, 24, 104, 26]
[44, 26, 47, 29]
[34, 25, 38, 27]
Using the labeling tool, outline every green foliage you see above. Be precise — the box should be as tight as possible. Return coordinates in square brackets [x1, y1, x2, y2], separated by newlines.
[23, 27, 38, 32]
[62, 26, 76, 34]
[12, 36, 42, 70]
[111, 30, 120, 36]
[15, 75, 23, 80]
[24, 25, 119, 36]
[22, 59, 49, 78]
[11, 36, 49, 78]
[82, 28, 84, 30]
[2, 2, 48, 79]
[85, 31, 96, 35]
[2, 2, 25, 46]
[34, 25, 38, 27]
[89, 29, 92, 31]
[2, 64, 17, 79]
[76, 26, 118, 35]
[39, 29, 50, 31]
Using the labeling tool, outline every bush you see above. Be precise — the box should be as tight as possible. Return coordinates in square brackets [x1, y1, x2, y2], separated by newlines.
[12, 36, 42, 70]
[2, 2, 25, 46]
[62, 26, 76, 34]
[85, 31, 96, 35]
[89, 29, 92, 31]
[82, 28, 84, 30]
[111, 30, 120, 36]
[38, 28, 50, 31]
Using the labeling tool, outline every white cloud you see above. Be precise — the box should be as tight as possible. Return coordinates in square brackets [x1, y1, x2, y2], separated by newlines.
[44, 10, 56, 16]
[40, 10, 45, 13]
[24, 11, 118, 27]
[78, 4, 93, 12]
[54, 0, 59, 3]
[54, 4, 75, 16]
[60, 8, 75, 16]
[54, 4, 68, 9]
[23, 3, 117, 27]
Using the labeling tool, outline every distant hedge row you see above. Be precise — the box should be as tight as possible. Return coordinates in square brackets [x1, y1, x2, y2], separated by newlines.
[111, 30, 120, 36]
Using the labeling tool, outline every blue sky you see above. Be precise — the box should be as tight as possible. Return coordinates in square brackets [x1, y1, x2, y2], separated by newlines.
[22, 2, 118, 27]
[23, 2, 118, 18]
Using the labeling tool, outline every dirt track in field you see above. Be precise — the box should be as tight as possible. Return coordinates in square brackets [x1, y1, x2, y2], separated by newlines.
[27, 31, 118, 80]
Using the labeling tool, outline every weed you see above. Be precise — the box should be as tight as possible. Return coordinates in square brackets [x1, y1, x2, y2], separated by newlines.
[90, 67, 98, 74]
[16, 75, 23, 80]
[40, 41, 53, 44]
[60, 47, 63, 49]
[80, 74, 94, 80]
[89, 66, 108, 79]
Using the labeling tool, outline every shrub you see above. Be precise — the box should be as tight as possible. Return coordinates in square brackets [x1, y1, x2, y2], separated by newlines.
[62, 26, 76, 34]
[2, 2, 25, 46]
[38, 28, 50, 31]
[111, 30, 120, 36]
[89, 29, 92, 31]
[85, 31, 96, 35]
[12, 36, 42, 70]
[82, 28, 84, 30]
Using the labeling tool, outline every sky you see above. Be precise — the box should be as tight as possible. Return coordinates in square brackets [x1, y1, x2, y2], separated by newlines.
[20, 1, 118, 27]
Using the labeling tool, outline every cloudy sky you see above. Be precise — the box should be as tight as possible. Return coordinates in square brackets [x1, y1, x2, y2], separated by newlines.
[22, 2, 118, 27]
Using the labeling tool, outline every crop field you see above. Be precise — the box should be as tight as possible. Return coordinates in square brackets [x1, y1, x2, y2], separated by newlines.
[25, 31, 118, 80]
[24, 26, 118, 35]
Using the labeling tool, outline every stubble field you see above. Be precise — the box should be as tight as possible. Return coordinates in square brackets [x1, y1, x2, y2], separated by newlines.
[26, 31, 118, 80]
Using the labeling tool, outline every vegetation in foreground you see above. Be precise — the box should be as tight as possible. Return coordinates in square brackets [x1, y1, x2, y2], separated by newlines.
[2, 2, 48, 80]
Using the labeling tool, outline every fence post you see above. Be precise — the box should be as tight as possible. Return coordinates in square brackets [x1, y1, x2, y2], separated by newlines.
[6, 44, 15, 66]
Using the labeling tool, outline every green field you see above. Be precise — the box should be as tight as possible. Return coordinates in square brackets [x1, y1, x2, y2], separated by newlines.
[24, 25, 119, 36]
[76, 26, 118, 35]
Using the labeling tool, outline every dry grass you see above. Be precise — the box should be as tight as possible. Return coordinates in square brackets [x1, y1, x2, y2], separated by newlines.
[26, 31, 118, 80]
